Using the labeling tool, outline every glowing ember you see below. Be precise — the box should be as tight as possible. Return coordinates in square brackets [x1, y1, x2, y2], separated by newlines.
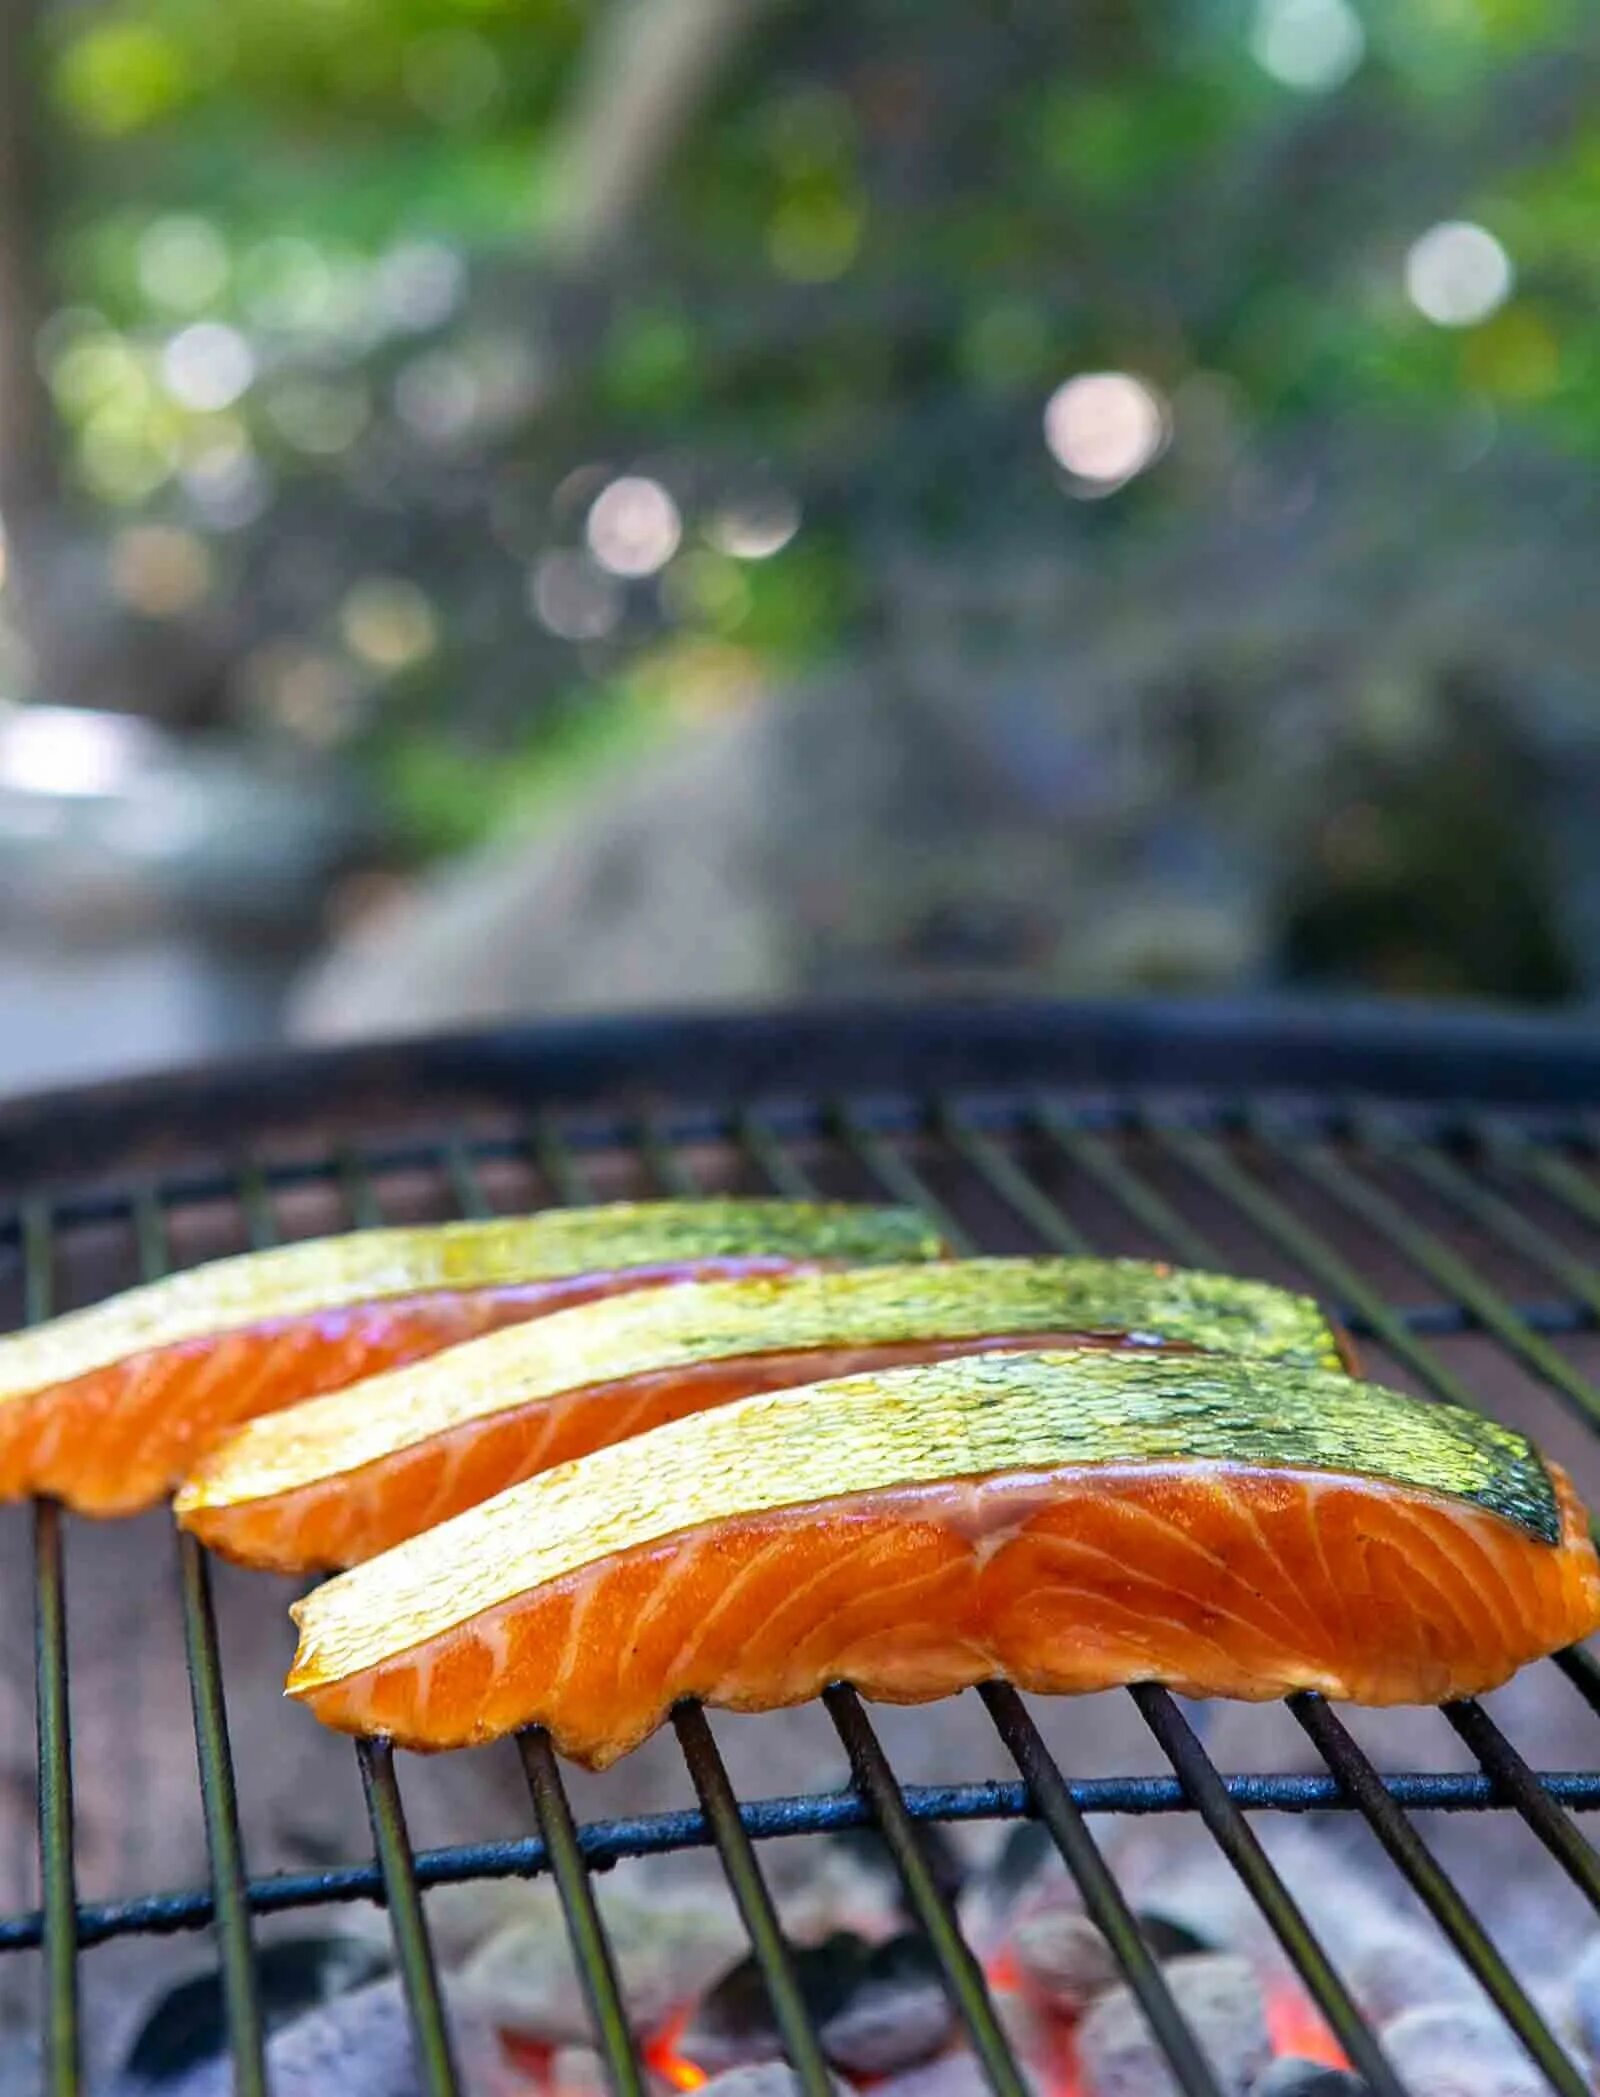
[645, 2003, 712, 2091]
[1264, 1982, 1349, 2071]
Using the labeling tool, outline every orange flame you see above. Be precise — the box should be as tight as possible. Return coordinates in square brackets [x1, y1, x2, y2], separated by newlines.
[645, 2003, 711, 2092]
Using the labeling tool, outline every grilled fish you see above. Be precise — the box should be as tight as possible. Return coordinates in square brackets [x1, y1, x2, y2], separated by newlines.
[0, 1201, 937, 1515]
[179, 1258, 1345, 1570]
[287, 1349, 1600, 1763]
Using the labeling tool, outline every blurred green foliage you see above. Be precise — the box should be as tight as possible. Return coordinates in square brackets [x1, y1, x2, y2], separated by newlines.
[18, 0, 1600, 860]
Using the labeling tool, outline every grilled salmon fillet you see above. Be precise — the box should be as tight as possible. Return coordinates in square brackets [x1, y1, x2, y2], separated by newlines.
[0, 1201, 937, 1515]
[179, 1258, 1344, 1571]
[287, 1350, 1600, 1764]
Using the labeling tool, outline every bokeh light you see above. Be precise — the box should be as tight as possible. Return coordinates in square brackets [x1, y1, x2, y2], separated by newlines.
[706, 489, 801, 560]
[340, 578, 439, 671]
[137, 216, 229, 312]
[109, 523, 212, 616]
[374, 242, 466, 335]
[160, 322, 255, 411]
[0, 706, 157, 796]
[1405, 221, 1513, 328]
[266, 376, 371, 456]
[1249, 0, 1365, 92]
[586, 477, 683, 578]
[1043, 372, 1169, 493]
[529, 552, 623, 641]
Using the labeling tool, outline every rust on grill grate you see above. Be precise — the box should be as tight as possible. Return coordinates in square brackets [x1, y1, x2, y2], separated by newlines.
[5, 1006, 1600, 2097]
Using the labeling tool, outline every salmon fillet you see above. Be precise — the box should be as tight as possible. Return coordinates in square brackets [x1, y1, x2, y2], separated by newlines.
[179, 1258, 1345, 1571]
[287, 1350, 1600, 1764]
[0, 1201, 937, 1515]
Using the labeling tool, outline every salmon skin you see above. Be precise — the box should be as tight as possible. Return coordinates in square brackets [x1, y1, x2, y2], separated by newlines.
[0, 1201, 938, 1516]
[179, 1257, 1345, 1571]
[287, 1349, 1600, 1764]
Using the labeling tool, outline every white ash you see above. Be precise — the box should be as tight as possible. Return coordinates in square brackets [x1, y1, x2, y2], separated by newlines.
[1078, 1953, 1271, 2097]
[123, 1976, 519, 2097]
[700, 2064, 850, 2097]
[550, 2043, 610, 2097]
[457, 1877, 747, 2044]
[1377, 2004, 1566, 2097]
[873, 2050, 1001, 2097]
[1008, 1901, 1122, 2015]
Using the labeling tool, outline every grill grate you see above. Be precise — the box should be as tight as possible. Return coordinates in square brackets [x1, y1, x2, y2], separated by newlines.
[6, 1010, 1600, 2096]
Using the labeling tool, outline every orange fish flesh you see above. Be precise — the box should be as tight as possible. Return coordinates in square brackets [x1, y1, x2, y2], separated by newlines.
[0, 1201, 938, 1515]
[287, 1349, 1600, 1764]
[178, 1257, 1345, 1570]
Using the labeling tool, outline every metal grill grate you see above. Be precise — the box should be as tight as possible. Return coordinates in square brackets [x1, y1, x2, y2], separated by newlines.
[6, 1005, 1600, 2097]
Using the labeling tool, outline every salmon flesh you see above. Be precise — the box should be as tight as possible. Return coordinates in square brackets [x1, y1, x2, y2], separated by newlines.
[179, 1257, 1345, 1570]
[287, 1349, 1600, 1764]
[0, 1201, 938, 1514]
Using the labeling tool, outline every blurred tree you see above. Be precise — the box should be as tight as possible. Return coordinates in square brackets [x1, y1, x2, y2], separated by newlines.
[4, 0, 1600, 1002]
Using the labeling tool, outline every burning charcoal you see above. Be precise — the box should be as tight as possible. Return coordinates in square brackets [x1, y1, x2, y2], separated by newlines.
[1137, 1913, 1212, 1962]
[1010, 1901, 1211, 2019]
[700, 2065, 849, 2097]
[118, 1934, 389, 2087]
[684, 1932, 871, 2073]
[550, 2044, 609, 2097]
[1010, 1907, 1121, 2014]
[459, 1884, 747, 2044]
[1569, 1934, 1600, 2066]
[827, 1826, 968, 1919]
[1380, 2006, 1567, 2097]
[873, 2051, 995, 2097]
[1078, 1954, 1272, 2097]
[819, 1934, 954, 2074]
[1341, 1931, 1477, 2029]
[142, 1976, 517, 2096]
[1252, 2062, 1372, 2097]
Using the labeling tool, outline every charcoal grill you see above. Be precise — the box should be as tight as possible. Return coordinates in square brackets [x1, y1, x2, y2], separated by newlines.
[8, 999, 1600, 2097]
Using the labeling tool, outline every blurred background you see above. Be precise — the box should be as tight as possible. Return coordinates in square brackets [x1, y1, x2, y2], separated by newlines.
[1, 0, 1598, 1096]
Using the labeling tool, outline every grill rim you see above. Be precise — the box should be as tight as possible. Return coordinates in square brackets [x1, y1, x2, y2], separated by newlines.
[6, 994, 1600, 1188]
[11, 1002, 1600, 2097]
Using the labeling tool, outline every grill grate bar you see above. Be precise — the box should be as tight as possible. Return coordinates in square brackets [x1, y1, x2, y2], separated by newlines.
[735, 1109, 820, 1201]
[30, 1194, 78, 2095]
[1290, 1694, 1585, 2097]
[357, 1738, 461, 2096]
[831, 1102, 1409, 2091]
[27, 1201, 79, 2097]
[3, 1764, 1600, 1954]
[518, 1730, 647, 2097]
[337, 1151, 462, 2092]
[582, 1113, 853, 2090]
[1065, 1113, 1600, 2004]
[1268, 1126, 1600, 1434]
[445, 1133, 648, 2096]
[1441, 1700, 1600, 1911]
[824, 1684, 1029, 2097]
[671, 1703, 839, 2097]
[1130, 1686, 1407, 2097]
[978, 1683, 1226, 2097]
[939, 1107, 1094, 1255]
[1411, 1134, 1600, 1324]
[133, 1186, 270, 2097]
[1035, 1109, 1221, 1270]
[1152, 1122, 1482, 1405]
